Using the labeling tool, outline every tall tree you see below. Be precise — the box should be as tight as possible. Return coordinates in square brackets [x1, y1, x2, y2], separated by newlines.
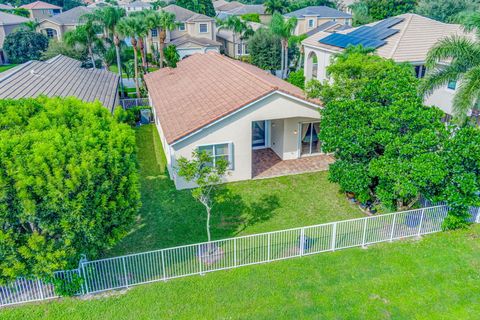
[86, 6, 126, 96]
[175, 0, 216, 17]
[218, 16, 252, 59]
[129, 12, 149, 73]
[164, 45, 180, 68]
[269, 12, 297, 78]
[3, 30, 48, 63]
[415, 0, 479, 23]
[248, 27, 282, 71]
[147, 10, 176, 68]
[64, 17, 104, 69]
[0, 97, 140, 282]
[420, 13, 480, 124]
[117, 16, 143, 98]
[350, 0, 416, 25]
[264, 0, 288, 14]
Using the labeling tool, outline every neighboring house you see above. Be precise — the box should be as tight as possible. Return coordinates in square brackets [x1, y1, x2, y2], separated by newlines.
[87, 1, 112, 8]
[284, 6, 352, 36]
[302, 13, 476, 117]
[121, 0, 152, 14]
[338, 0, 357, 14]
[216, 21, 262, 58]
[20, 1, 62, 21]
[38, 6, 91, 40]
[214, 0, 270, 24]
[0, 55, 120, 111]
[144, 52, 330, 189]
[147, 4, 221, 59]
[0, 11, 30, 64]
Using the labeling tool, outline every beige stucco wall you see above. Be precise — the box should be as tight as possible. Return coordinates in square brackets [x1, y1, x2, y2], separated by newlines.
[154, 92, 321, 189]
[186, 20, 215, 40]
[294, 17, 352, 36]
[30, 8, 61, 21]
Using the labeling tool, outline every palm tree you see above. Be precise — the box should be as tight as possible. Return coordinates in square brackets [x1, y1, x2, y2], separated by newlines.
[117, 16, 143, 98]
[270, 13, 297, 79]
[87, 7, 126, 96]
[164, 44, 180, 68]
[130, 12, 149, 73]
[264, 0, 288, 15]
[64, 19, 104, 69]
[20, 20, 39, 31]
[147, 10, 176, 68]
[218, 16, 250, 59]
[420, 13, 480, 123]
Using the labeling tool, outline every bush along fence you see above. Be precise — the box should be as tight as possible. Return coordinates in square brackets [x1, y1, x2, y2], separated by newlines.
[1, 205, 480, 307]
[119, 98, 149, 110]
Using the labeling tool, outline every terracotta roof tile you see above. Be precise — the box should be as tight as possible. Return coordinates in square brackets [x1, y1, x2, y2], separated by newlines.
[145, 52, 320, 144]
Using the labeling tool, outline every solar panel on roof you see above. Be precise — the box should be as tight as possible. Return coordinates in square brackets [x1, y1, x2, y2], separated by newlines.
[319, 16, 404, 49]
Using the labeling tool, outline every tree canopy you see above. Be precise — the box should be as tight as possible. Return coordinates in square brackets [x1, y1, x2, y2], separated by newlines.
[350, 0, 416, 25]
[0, 97, 140, 282]
[306, 47, 480, 228]
[247, 27, 282, 71]
[3, 30, 48, 64]
[415, 0, 479, 23]
[175, 0, 216, 17]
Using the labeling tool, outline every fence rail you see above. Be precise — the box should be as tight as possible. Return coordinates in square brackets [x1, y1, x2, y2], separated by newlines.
[119, 98, 149, 110]
[2, 205, 479, 307]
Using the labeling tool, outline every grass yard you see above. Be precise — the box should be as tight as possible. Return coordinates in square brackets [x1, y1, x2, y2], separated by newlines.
[108, 124, 363, 256]
[3, 225, 479, 319]
[0, 64, 17, 73]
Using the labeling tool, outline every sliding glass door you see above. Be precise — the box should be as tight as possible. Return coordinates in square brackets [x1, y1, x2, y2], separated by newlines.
[300, 122, 321, 156]
[252, 120, 270, 149]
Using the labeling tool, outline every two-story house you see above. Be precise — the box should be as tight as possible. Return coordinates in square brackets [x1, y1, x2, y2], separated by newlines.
[20, 1, 62, 21]
[37, 6, 91, 40]
[302, 13, 476, 118]
[284, 6, 352, 36]
[147, 4, 221, 59]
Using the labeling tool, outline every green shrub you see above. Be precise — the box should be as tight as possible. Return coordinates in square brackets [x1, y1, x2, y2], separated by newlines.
[287, 69, 305, 89]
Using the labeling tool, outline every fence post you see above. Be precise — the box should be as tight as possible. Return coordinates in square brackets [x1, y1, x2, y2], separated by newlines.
[417, 209, 425, 236]
[161, 250, 166, 281]
[331, 222, 337, 252]
[37, 279, 44, 300]
[79, 255, 89, 295]
[299, 228, 305, 256]
[135, 99, 139, 108]
[233, 238, 237, 267]
[267, 233, 271, 261]
[122, 257, 129, 288]
[361, 218, 368, 248]
[198, 244, 204, 276]
[390, 213, 397, 242]
[476, 207, 480, 224]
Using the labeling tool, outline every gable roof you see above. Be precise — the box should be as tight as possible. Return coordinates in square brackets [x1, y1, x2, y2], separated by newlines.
[0, 55, 119, 111]
[123, 0, 151, 8]
[20, 1, 62, 9]
[162, 4, 213, 22]
[305, 20, 350, 36]
[284, 6, 351, 19]
[215, 1, 243, 12]
[303, 13, 475, 62]
[41, 6, 91, 25]
[0, 10, 30, 26]
[144, 52, 319, 144]
[170, 34, 221, 47]
[0, 3, 14, 10]
[226, 4, 266, 15]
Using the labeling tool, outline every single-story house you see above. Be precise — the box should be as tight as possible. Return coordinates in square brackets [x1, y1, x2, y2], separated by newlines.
[302, 13, 476, 117]
[38, 6, 91, 40]
[145, 52, 332, 189]
[0, 11, 30, 64]
[284, 6, 352, 36]
[20, 1, 62, 21]
[0, 55, 120, 111]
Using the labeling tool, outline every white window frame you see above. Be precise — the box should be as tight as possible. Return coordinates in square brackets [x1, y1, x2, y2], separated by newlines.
[45, 28, 55, 38]
[178, 23, 186, 31]
[308, 18, 315, 28]
[151, 28, 158, 37]
[197, 142, 234, 169]
[447, 80, 457, 91]
[199, 23, 208, 33]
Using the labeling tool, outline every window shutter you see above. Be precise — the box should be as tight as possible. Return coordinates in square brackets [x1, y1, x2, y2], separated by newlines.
[228, 142, 234, 170]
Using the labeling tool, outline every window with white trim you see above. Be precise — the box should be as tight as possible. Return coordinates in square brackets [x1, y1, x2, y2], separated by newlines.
[308, 19, 314, 28]
[178, 23, 186, 31]
[414, 65, 426, 78]
[197, 143, 233, 169]
[45, 28, 55, 38]
[447, 80, 457, 90]
[151, 28, 158, 37]
[199, 23, 208, 33]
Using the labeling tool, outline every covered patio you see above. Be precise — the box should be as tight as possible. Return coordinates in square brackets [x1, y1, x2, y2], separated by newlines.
[252, 148, 334, 179]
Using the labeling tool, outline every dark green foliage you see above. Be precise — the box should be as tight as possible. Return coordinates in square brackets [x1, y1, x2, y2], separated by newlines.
[41, 40, 88, 61]
[287, 0, 337, 12]
[164, 45, 180, 68]
[415, 0, 479, 22]
[248, 28, 282, 70]
[287, 69, 305, 89]
[49, 273, 84, 297]
[1, 8, 30, 17]
[3, 30, 48, 63]
[241, 13, 261, 23]
[351, 0, 416, 25]
[0, 97, 140, 282]
[175, 0, 216, 17]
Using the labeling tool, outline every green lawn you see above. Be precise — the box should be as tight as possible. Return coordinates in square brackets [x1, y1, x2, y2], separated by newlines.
[0, 64, 17, 73]
[108, 124, 362, 256]
[3, 225, 479, 319]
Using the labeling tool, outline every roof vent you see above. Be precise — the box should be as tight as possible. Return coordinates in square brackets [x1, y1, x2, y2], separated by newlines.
[30, 69, 44, 78]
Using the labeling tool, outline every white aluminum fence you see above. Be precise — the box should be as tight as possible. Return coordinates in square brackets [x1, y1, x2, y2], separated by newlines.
[119, 98, 149, 110]
[2, 205, 479, 307]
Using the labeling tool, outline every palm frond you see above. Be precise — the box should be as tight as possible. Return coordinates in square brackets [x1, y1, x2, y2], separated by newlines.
[424, 35, 480, 69]
[420, 60, 473, 96]
[452, 65, 480, 122]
